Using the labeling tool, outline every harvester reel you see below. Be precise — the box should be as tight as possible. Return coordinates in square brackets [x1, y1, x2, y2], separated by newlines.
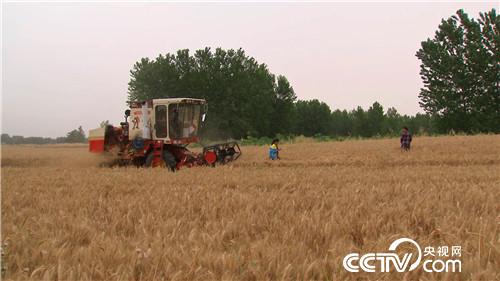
[202, 141, 241, 166]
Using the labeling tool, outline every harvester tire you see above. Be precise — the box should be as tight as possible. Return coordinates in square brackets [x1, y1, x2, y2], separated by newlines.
[162, 150, 177, 172]
[144, 150, 177, 172]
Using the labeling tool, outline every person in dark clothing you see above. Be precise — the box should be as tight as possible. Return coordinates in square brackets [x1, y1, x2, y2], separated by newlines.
[400, 126, 412, 151]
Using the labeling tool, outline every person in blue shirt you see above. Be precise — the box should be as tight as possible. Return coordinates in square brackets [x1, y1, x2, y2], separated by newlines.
[269, 138, 280, 160]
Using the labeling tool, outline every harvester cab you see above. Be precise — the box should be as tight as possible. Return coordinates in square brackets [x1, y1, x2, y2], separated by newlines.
[127, 98, 206, 144]
[88, 98, 241, 170]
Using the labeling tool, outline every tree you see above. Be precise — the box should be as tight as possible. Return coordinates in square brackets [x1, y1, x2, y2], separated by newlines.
[271, 76, 297, 135]
[331, 109, 353, 137]
[366, 102, 385, 137]
[409, 113, 435, 135]
[11, 135, 25, 144]
[66, 126, 86, 143]
[351, 106, 369, 137]
[128, 48, 295, 139]
[292, 100, 332, 136]
[416, 9, 499, 133]
[385, 107, 402, 135]
[1, 134, 12, 144]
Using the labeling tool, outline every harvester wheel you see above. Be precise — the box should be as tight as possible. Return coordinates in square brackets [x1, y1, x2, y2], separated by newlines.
[162, 150, 177, 172]
[144, 150, 177, 172]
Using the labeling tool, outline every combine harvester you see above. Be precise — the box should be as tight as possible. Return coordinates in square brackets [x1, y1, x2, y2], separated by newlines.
[88, 98, 241, 170]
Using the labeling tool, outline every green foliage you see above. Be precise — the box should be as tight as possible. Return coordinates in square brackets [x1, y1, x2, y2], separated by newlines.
[321, 102, 436, 138]
[416, 9, 499, 133]
[367, 102, 385, 137]
[271, 76, 297, 134]
[352, 106, 370, 137]
[331, 109, 352, 136]
[65, 126, 86, 143]
[292, 99, 332, 136]
[385, 107, 402, 135]
[128, 48, 296, 139]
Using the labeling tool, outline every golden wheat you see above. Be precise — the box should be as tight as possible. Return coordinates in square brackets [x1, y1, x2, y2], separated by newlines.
[1, 135, 499, 281]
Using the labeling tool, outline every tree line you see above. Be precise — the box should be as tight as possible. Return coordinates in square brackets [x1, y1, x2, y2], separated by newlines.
[129, 48, 432, 140]
[292, 100, 434, 138]
[1, 126, 86, 145]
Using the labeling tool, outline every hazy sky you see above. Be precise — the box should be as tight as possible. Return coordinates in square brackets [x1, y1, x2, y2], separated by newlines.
[2, 1, 497, 137]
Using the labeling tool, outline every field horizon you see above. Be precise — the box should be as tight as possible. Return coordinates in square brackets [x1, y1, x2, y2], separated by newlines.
[1, 135, 499, 281]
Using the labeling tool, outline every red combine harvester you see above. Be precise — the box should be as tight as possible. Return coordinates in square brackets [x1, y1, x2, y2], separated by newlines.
[88, 98, 241, 170]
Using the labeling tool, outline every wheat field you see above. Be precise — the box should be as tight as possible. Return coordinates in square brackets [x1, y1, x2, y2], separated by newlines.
[1, 135, 499, 281]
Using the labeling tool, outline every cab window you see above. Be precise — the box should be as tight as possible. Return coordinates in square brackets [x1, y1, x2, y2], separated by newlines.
[169, 103, 202, 139]
[155, 105, 167, 138]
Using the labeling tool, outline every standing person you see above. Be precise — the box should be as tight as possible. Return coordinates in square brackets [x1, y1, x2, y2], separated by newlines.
[269, 138, 281, 160]
[400, 126, 412, 151]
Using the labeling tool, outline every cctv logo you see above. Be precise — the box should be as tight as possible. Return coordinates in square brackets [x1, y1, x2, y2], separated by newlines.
[343, 238, 462, 273]
[343, 238, 421, 273]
